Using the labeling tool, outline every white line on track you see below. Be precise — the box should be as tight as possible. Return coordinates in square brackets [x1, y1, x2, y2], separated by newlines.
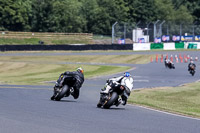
[128, 104, 200, 121]
[134, 80, 149, 82]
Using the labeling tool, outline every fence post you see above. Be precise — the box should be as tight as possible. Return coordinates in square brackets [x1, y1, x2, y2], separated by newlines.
[159, 20, 165, 37]
[154, 20, 160, 39]
[112, 22, 118, 44]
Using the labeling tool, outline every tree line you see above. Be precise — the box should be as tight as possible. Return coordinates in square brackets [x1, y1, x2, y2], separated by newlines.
[0, 0, 199, 35]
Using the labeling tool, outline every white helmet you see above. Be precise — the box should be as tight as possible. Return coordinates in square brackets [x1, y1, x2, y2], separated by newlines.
[77, 67, 84, 73]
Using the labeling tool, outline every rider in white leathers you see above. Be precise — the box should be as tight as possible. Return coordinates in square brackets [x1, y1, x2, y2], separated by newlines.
[101, 72, 134, 106]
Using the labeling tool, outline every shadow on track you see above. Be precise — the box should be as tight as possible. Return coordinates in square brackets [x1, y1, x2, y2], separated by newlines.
[96, 107, 125, 110]
[50, 99, 77, 103]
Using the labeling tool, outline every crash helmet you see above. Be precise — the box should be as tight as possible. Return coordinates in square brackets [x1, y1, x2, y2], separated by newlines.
[190, 60, 194, 64]
[77, 67, 84, 73]
[124, 72, 130, 77]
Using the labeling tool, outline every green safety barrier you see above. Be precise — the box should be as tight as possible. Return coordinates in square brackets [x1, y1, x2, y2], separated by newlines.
[188, 43, 197, 49]
[175, 42, 184, 49]
[150, 43, 163, 49]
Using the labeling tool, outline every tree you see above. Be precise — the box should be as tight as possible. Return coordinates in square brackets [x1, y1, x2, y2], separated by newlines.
[93, 0, 128, 34]
[51, 0, 85, 32]
[31, 0, 55, 32]
[0, 0, 31, 31]
[125, 0, 158, 23]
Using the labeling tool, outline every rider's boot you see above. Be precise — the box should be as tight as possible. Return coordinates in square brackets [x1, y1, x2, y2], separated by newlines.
[115, 98, 122, 106]
[71, 88, 79, 99]
[121, 95, 127, 105]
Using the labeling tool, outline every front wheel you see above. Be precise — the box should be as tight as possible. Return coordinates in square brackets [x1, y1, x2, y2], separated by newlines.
[55, 85, 69, 101]
[103, 92, 118, 109]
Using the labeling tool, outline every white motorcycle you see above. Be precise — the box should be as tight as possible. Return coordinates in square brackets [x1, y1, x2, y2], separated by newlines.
[97, 76, 133, 109]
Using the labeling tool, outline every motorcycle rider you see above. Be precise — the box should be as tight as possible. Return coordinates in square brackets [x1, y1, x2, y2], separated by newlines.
[51, 67, 84, 100]
[165, 58, 173, 68]
[104, 72, 134, 106]
[188, 60, 196, 71]
[164, 58, 170, 67]
[169, 60, 174, 68]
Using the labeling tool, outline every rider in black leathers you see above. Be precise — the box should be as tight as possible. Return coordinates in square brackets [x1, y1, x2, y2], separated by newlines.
[188, 61, 196, 71]
[51, 67, 84, 100]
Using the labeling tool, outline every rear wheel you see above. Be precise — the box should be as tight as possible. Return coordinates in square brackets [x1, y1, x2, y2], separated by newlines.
[103, 92, 118, 109]
[55, 85, 69, 101]
[192, 70, 195, 76]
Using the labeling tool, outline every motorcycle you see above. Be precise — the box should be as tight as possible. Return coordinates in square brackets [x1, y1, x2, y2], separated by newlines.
[52, 85, 71, 101]
[189, 65, 195, 76]
[51, 76, 74, 101]
[164, 59, 175, 69]
[97, 77, 133, 109]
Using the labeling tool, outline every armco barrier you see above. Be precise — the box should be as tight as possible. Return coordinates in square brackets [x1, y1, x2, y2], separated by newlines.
[163, 43, 175, 50]
[150, 43, 163, 50]
[175, 42, 184, 49]
[133, 42, 200, 51]
[133, 43, 150, 51]
[0, 44, 133, 51]
[188, 43, 197, 49]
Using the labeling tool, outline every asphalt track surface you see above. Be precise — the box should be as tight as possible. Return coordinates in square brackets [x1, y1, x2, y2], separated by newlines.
[0, 51, 200, 133]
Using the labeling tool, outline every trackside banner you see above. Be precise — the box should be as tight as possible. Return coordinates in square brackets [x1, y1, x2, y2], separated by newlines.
[163, 43, 175, 50]
[187, 42, 200, 49]
[175, 42, 184, 49]
[133, 43, 150, 51]
[198, 43, 200, 49]
[150, 43, 163, 50]
[133, 42, 200, 51]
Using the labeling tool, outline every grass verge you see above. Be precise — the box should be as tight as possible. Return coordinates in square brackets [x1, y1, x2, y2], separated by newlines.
[128, 82, 200, 118]
[1, 52, 155, 85]
[0, 53, 154, 85]
[0, 54, 155, 64]
[0, 62, 130, 85]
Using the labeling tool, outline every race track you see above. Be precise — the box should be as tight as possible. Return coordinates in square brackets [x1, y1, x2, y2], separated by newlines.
[0, 51, 200, 133]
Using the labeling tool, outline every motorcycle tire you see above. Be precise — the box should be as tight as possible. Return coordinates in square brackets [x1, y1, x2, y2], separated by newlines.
[55, 85, 69, 101]
[191, 70, 195, 76]
[103, 92, 118, 109]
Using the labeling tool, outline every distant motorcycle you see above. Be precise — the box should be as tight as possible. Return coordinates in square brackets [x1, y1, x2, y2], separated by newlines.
[164, 59, 175, 69]
[189, 65, 195, 76]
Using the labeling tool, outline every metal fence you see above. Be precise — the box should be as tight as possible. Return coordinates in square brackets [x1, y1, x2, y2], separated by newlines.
[112, 21, 200, 44]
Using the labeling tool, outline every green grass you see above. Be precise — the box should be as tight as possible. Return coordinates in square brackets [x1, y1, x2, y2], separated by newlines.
[0, 62, 130, 85]
[128, 82, 200, 118]
[52, 39, 91, 44]
[93, 35, 111, 40]
[1, 52, 156, 85]
[0, 54, 154, 64]
[0, 35, 92, 45]
[0, 38, 41, 45]
[0, 52, 154, 85]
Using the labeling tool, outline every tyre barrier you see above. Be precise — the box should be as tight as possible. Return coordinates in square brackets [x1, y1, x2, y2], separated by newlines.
[0, 44, 133, 51]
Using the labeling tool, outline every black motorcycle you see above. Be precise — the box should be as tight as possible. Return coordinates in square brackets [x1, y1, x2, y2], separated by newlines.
[97, 81, 124, 109]
[51, 76, 75, 101]
[189, 65, 195, 76]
